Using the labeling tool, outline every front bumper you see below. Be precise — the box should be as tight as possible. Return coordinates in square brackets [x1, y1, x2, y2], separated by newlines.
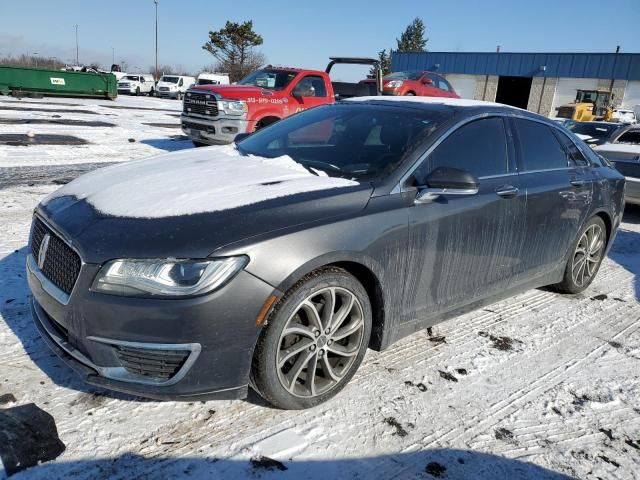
[27, 249, 275, 401]
[625, 177, 640, 205]
[181, 114, 251, 145]
[157, 90, 179, 98]
[117, 87, 137, 95]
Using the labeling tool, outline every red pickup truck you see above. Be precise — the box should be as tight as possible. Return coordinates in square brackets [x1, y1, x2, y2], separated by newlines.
[181, 58, 382, 146]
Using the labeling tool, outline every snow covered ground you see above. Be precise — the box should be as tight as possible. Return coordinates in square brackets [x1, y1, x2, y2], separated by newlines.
[0, 95, 639, 480]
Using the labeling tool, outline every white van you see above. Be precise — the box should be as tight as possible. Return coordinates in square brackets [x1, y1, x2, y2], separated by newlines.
[156, 75, 196, 99]
[117, 74, 156, 96]
[196, 72, 230, 86]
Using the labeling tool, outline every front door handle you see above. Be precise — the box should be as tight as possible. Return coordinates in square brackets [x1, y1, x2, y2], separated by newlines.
[495, 185, 519, 198]
[570, 179, 586, 188]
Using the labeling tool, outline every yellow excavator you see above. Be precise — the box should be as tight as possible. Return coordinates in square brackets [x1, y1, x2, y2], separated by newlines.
[556, 89, 614, 122]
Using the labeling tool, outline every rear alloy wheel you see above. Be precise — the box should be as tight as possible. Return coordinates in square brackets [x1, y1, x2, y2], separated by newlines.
[554, 216, 606, 293]
[252, 268, 371, 409]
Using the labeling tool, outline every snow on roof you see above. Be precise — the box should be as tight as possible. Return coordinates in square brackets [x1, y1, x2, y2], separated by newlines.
[594, 143, 640, 155]
[345, 96, 516, 109]
[44, 145, 358, 219]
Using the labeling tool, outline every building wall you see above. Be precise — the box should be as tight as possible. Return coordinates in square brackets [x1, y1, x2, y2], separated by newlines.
[526, 77, 558, 116]
[472, 75, 499, 101]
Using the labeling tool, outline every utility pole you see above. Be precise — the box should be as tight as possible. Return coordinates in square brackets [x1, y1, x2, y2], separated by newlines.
[112, 47, 115, 65]
[154, 0, 158, 81]
[74, 24, 79, 65]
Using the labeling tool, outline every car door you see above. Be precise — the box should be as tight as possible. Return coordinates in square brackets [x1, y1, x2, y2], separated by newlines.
[290, 75, 330, 113]
[403, 116, 526, 321]
[510, 117, 593, 281]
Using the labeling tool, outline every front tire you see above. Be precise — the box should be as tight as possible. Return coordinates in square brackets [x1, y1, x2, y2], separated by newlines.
[553, 216, 607, 294]
[252, 268, 372, 409]
[135, 86, 140, 96]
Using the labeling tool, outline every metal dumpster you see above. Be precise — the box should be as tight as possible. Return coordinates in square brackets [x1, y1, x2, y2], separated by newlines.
[0, 66, 117, 99]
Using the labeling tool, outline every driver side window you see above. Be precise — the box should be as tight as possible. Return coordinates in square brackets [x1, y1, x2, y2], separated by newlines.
[414, 117, 509, 185]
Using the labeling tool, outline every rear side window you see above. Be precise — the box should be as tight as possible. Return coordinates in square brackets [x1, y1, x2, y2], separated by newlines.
[616, 130, 640, 145]
[426, 117, 509, 179]
[514, 119, 568, 171]
[553, 130, 589, 167]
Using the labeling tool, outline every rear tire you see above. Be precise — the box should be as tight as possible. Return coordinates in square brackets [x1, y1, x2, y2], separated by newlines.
[251, 268, 372, 410]
[135, 87, 140, 96]
[553, 216, 607, 294]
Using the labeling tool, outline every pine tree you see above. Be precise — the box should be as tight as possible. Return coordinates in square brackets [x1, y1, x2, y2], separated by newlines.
[396, 17, 428, 52]
[370, 49, 391, 76]
[202, 21, 265, 82]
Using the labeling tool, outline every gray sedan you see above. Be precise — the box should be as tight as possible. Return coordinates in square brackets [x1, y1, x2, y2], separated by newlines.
[27, 98, 625, 409]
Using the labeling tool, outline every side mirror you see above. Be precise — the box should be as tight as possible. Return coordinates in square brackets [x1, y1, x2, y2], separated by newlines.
[234, 132, 252, 144]
[413, 167, 479, 204]
[422, 78, 433, 84]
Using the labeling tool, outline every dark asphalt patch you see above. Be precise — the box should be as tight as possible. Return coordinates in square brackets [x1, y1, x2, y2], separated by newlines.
[608, 340, 623, 348]
[0, 118, 115, 127]
[0, 106, 98, 115]
[599, 428, 614, 441]
[0, 162, 118, 189]
[100, 104, 178, 113]
[0, 134, 88, 146]
[494, 427, 514, 442]
[439, 370, 458, 382]
[250, 455, 287, 471]
[591, 294, 608, 301]
[142, 122, 181, 128]
[455, 368, 468, 375]
[384, 417, 409, 437]
[425, 462, 447, 477]
[404, 380, 427, 392]
[478, 331, 522, 351]
[625, 438, 640, 450]
[428, 336, 447, 345]
[598, 455, 620, 468]
[0, 393, 17, 405]
[0, 403, 66, 476]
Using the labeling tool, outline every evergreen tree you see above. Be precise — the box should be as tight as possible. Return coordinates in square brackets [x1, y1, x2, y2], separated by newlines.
[396, 17, 428, 52]
[202, 20, 265, 82]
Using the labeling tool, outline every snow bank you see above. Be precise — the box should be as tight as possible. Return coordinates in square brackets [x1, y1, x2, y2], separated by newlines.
[44, 145, 358, 218]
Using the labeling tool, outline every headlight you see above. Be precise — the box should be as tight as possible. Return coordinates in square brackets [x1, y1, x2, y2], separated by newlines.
[91, 257, 248, 297]
[220, 99, 247, 116]
[386, 80, 404, 88]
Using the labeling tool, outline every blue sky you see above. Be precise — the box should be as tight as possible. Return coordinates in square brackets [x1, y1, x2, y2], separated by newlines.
[2, 0, 639, 77]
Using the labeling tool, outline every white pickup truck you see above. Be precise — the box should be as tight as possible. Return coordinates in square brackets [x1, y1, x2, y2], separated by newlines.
[117, 74, 156, 96]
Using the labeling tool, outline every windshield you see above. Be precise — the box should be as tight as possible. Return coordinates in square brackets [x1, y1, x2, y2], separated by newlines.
[237, 103, 447, 181]
[160, 76, 179, 83]
[568, 122, 617, 139]
[238, 69, 298, 90]
[385, 71, 423, 81]
[123, 75, 139, 81]
[197, 79, 219, 85]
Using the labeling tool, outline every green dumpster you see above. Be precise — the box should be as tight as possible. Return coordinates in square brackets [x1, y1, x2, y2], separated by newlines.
[0, 66, 117, 99]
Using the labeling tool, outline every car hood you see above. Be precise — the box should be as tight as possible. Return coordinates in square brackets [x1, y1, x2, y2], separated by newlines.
[38, 146, 370, 263]
[192, 85, 276, 100]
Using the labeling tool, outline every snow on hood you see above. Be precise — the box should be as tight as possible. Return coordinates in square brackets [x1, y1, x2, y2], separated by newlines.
[44, 145, 358, 219]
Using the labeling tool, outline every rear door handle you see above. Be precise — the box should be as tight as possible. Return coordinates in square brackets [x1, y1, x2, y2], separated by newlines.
[570, 179, 586, 188]
[495, 185, 519, 198]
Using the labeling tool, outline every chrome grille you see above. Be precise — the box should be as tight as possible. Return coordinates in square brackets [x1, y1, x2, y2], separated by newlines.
[183, 91, 219, 116]
[30, 218, 81, 295]
[115, 346, 190, 381]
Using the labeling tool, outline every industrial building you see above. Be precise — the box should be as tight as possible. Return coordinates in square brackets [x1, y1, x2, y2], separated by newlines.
[392, 51, 640, 117]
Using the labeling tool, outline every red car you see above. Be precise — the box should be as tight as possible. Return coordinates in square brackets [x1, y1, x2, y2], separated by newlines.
[381, 71, 459, 98]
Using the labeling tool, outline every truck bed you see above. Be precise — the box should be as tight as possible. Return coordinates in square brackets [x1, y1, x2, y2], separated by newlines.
[331, 81, 378, 100]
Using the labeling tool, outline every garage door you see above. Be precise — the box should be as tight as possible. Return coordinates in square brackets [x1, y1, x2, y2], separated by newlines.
[445, 74, 477, 99]
[550, 78, 599, 117]
[622, 81, 640, 113]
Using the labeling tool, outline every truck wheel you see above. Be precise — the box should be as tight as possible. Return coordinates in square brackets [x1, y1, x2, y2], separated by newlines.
[149, 88, 155, 97]
[192, 141, 207, 147]
[177, 92, 183, 101]
[405, 92, 415, 96]
[135, 87, 140, 96]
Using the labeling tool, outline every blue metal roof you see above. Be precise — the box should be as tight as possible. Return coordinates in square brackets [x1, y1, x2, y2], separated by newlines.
[391, 52, 640, 80]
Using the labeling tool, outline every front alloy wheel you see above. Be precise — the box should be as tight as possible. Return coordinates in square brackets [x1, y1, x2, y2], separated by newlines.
[252, 268, 372, 409]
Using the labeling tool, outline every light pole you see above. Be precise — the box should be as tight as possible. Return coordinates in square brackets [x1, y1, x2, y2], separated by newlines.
[112, 47, 115, 65]
[33, 52, 39, 68]
[154, 0, 158, 81]
[74, 24, 79, 65]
